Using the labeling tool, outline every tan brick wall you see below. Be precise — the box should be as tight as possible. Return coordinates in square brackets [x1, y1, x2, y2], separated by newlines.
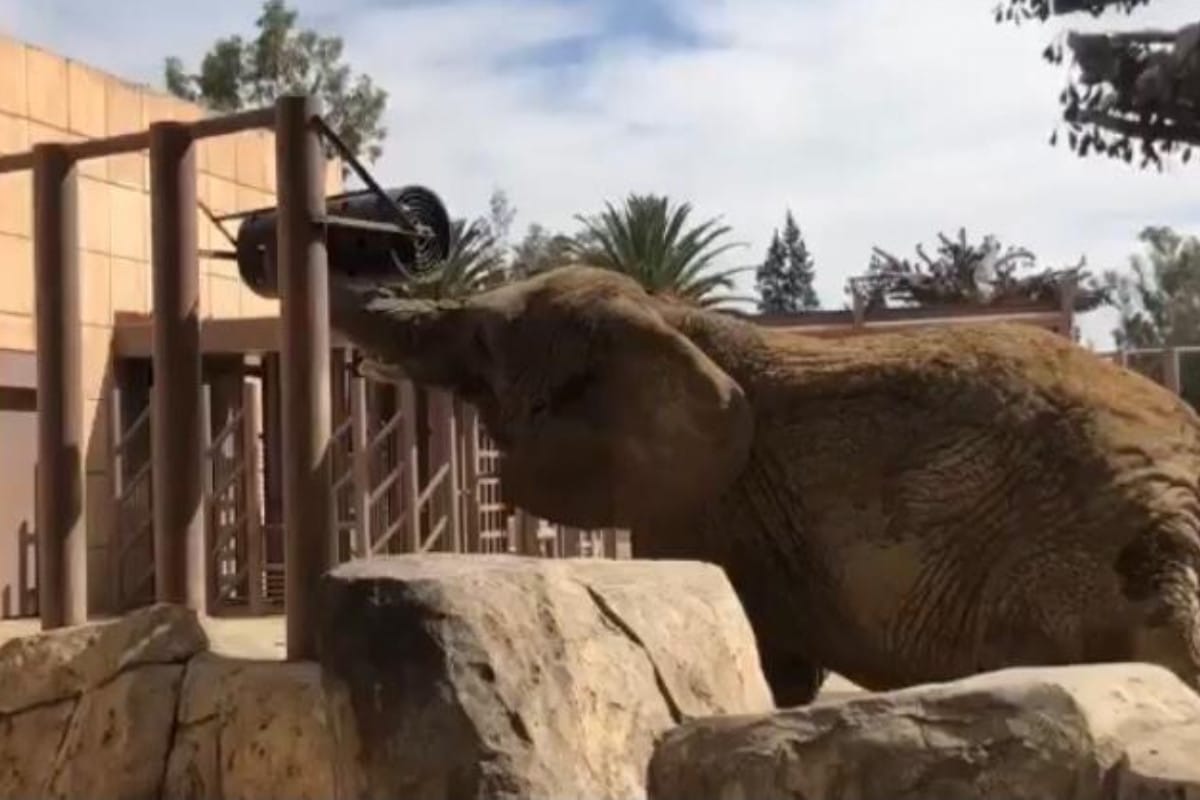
[0, 34, 343, 612]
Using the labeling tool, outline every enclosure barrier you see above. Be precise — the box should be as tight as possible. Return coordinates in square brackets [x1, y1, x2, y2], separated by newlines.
[0, 99, 335, 658]
[3, 95, 628, 653]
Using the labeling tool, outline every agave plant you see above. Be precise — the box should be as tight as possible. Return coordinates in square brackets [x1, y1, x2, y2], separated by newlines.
[570, 193, 753, 309]
[396, 217, 507, 300]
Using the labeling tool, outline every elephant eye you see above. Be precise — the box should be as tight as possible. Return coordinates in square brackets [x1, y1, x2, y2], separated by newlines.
[547, 371, 595, 412]
[529, 397, 549, 418]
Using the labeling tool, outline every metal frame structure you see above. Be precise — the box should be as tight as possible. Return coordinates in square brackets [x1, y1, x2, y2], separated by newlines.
[2, 94, 631, 656]
[0, 99, 334, 658]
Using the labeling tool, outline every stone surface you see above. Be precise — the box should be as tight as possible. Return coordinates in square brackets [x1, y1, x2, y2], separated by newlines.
[164, 653, 336, 800]
[46, 663, 183, 800]
[0, 603, 207, 713]
[0, 697, 76, 798]
[648, 663, 1200, 800]
[1114, 722, 1200, 799]
[317, 554, 774, 800]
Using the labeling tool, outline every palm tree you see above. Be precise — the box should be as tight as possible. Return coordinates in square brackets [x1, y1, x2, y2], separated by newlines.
[398, 217, 507, 300]
[570, 193, 752, 309]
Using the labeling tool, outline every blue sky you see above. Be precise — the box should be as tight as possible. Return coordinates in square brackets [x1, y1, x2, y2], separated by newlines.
[2, 0, 1199, 347]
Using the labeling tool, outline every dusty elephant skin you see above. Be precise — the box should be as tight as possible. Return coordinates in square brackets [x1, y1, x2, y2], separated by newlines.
[328, 265, 1200, 705]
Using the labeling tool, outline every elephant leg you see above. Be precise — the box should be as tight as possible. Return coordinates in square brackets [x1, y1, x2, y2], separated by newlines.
[759, 646, 828, 707]
[1118, 532, 1200, 691]
[1128, 582, 1200, 691]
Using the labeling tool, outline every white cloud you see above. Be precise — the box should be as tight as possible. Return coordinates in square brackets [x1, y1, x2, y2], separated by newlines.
[3, 0, 1198, 348]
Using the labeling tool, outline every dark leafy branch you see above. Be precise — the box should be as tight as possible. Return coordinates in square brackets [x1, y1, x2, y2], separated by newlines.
[994, 0, 1150, 24]
[850, 228, 1107, 313]
[996, 0, 1200, 169]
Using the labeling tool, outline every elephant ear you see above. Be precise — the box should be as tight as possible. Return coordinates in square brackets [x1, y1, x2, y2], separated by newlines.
[328, 267, 755, 530]
[491, 278, 756, 530]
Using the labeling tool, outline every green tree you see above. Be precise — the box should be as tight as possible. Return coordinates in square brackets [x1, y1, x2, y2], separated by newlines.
[756, 211, 819, 312]
[995, 0, 1199, 168]
[570, 193, 750, 308]
[1101, 226, 1200, 347]
[856, 228, 1106, 312]
[510, 223, 576, 280]
[164, 0, 387, 170]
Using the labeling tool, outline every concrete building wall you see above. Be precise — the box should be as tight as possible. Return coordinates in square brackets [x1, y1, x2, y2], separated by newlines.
[0, 33, 341, 614]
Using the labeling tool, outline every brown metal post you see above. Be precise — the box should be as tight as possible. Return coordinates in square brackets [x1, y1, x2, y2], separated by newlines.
[560, 526, 581, 558]
[1164, 347, 1182, 396]
[148, 121, 204, 610]
[602, 529, 619, 559]
[400, 380, 420, 552]
[200, 384, 215, 611]
[107, 380, 124, 613]
[516, 510, 540, 557]
[461, 404, 481, 553]
[242, 379, 265, 615]
[33, 143, 86, 629]
[349, 368, 371, 558]
[276, 94, 334, 661]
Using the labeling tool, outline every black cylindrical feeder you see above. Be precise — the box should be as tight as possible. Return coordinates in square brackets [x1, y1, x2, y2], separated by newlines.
[236, 185, 452, 298]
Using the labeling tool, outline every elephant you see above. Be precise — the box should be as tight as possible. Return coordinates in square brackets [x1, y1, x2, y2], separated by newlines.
[327, 264, 1200, 705]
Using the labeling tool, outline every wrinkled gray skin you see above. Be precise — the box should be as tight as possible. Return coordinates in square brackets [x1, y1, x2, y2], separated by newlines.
[329, 266, 1200, 705]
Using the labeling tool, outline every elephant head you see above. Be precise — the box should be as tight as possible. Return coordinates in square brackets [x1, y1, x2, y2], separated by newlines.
[328, 266, 754, 530]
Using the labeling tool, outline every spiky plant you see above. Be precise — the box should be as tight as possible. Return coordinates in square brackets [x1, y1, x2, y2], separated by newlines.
[570, 193, 752, 309]
[398, 217, 507, 300]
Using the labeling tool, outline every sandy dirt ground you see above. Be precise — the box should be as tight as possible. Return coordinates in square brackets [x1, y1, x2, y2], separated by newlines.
[0, 614, 865, 700]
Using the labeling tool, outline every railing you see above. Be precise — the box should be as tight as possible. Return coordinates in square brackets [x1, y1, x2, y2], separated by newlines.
[202, 380, 268, 615]
[93, 348, 630, 622]
[110, 401, 155, 611]
[1098, 345, 1200, 404]
[15, 520, 37, 617]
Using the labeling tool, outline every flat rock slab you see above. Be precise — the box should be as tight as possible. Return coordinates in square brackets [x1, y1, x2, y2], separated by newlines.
[317, 554, 774, 800]
[1114, 721, 1200, 799]
[0, 604, 205, 800]
[0, 603, 207, 713]
[648, 663, 1200, 800]
[164, 653, 336, 800]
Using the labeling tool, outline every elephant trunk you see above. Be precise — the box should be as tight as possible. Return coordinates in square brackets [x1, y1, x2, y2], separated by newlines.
[327, 278, 470, 388]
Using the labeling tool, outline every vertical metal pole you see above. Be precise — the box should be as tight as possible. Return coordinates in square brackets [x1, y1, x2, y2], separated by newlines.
[33, 143, 85, 629]
[349, 366, 371, 558]
[429, 390, 461, 552]
[516, 510, 540, 557]
[108, 381, 124, 613]
[242, 379, 265, 615]
[461, 404, 481, 554]
[148, 121, 204, 610]
[1164, 347, 1182, 396]
[200, 384, 214, 613]
[276, 94, 333, 661]
[560, 526, 581, 558]
[602, 529, 618, 559]
[400, 380, 420, 552]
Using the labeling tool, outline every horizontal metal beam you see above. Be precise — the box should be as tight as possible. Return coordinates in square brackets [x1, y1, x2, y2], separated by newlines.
[0, 106, 276, 175]
[112, 313, 351, 358]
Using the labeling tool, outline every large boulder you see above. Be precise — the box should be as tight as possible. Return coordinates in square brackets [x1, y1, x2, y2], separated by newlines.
[317, 554, 774, 800]
[164, 653, 336, 800]
[0, 604, 206, 800]
[648, 663, 1200, 800]
[0, 602, 206, 713]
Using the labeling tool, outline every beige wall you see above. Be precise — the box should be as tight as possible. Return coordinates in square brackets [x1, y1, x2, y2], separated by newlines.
[0, 33, 341, 612]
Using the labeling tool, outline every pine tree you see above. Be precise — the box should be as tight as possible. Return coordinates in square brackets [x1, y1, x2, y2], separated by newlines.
[756, 211, 820, 312]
